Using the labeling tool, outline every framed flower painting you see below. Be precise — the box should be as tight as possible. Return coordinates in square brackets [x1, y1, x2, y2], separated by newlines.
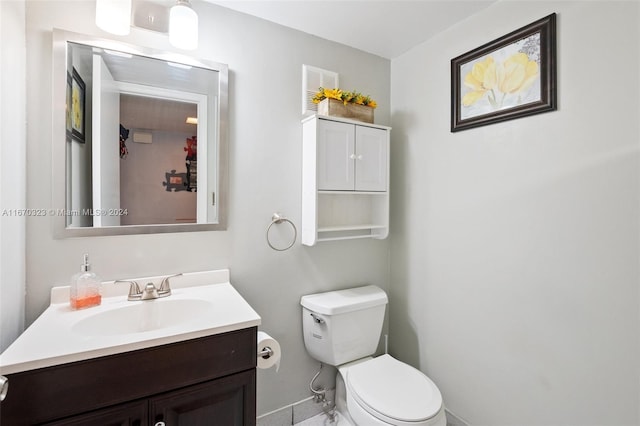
[70, 68, 86, 143]
[451, 13, 557, 132]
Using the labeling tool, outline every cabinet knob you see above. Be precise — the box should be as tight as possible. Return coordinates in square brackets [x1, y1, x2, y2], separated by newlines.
[357, 154, 363, 160]
[349, 154, 356, 160]
[155, 422, 166, 426]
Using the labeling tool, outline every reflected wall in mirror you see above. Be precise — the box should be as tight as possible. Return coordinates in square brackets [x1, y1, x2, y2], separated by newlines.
[53, 29, 228, 237]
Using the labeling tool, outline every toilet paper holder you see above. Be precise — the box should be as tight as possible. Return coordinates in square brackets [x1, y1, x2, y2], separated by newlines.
[258, 346, 274, 359]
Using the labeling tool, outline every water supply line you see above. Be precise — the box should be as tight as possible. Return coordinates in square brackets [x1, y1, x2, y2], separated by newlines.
[309, 363, 326, 401]
[309, 363, 336, 423]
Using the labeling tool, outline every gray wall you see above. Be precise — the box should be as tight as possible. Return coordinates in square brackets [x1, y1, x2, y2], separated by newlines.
[389, 1, 639, 425]
[0, 0, 26, 352]
[24, 0, 390, 415]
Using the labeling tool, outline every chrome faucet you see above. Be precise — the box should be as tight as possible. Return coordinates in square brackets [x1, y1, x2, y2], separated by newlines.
[115, 273, 182, 301]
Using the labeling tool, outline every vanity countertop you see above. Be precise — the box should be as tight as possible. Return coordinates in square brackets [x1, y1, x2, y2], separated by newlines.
[0, 269, 261, 375]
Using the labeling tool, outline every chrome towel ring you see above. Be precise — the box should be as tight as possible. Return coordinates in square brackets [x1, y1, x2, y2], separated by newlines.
[266, 213, 297, 251]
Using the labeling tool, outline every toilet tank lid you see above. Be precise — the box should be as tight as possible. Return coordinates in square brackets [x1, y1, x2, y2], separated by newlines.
[300, 285, 388, 315]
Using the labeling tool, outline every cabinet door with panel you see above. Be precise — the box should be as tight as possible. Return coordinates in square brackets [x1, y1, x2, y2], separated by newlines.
[317, 119, 355, 191]
[354, 125, 388, 191]
[150, 370, 256, 426]
[316, 119, 388, 192]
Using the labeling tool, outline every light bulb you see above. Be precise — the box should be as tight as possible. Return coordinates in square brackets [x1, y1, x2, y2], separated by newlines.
[169, 0, 198, 50]
[95, 0, 131, 36]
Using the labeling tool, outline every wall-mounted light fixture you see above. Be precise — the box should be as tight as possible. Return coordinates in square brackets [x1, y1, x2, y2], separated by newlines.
[169, 0, 198, 50]
[95, 0, 198, 50]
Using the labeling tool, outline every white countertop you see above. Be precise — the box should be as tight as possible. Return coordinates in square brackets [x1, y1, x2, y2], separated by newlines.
[0, 269, 261, 375]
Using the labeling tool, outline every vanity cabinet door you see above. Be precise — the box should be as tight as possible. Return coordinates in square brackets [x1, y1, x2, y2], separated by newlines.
[42, 400, 148, 426]
[149, 369, 256, 426]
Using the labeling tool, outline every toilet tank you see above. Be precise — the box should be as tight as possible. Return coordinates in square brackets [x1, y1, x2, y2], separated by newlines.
[300, 285, 388, 366]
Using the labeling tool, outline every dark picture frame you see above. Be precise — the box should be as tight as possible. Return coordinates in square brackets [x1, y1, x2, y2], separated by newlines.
[451, 13, 557, 132]
[70, 68, 86, 143]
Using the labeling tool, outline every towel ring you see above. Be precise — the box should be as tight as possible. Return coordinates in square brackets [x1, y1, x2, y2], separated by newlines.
[266, 213, 297, 251]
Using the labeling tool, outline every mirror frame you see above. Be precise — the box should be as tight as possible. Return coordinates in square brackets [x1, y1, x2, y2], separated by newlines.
[52, 29, 228, 237]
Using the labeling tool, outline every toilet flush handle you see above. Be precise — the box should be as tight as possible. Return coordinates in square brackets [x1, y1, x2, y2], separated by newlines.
[310, 313, 325, 324]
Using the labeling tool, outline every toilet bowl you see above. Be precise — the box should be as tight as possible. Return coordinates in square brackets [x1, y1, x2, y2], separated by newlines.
[336, 355, 446, 426]
[301, 286, 447, 426]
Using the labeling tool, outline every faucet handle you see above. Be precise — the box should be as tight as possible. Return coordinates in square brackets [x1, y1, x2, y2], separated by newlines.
[115, 279, 142, 300]
[159, 273, 182, 294]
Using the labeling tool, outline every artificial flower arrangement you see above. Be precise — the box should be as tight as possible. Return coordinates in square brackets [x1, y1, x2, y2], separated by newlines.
[312, 87, 377, 109]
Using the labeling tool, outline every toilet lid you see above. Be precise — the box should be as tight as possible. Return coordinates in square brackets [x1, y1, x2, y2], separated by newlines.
[346, 355, 442, 423]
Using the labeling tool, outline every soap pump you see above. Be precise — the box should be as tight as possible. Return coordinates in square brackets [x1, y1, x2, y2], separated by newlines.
[70, 253, 102, 310]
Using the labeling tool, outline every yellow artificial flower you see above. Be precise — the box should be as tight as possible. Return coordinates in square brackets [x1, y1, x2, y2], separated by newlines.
[342, 92, 355, 105]
[497, 52, 539, 94]
[323, 88, 343, 101]
[310, 87, 377, 108]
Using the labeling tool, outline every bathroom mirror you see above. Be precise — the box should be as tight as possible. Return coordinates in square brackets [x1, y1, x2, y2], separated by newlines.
[52, 29, 228, 237]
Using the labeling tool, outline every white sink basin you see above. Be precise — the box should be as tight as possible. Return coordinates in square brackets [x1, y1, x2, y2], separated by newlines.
[0, 269, 262, 375]
[72, 298, 213, 336]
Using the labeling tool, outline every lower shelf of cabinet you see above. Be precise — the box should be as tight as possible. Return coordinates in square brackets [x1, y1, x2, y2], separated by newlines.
[317, 224, 386, 232]
[312, 224, 388, 243]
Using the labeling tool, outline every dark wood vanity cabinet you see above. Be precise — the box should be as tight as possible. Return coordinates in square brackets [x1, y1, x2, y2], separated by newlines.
[0, 327, 257, 426]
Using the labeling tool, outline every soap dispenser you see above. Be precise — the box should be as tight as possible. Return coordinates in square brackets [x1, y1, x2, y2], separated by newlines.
[70, 253, 102, 310]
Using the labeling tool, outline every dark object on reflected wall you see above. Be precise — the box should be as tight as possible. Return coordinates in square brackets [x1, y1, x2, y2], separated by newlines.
[162, 170, 188, 192]
[184, 135, 197, 161]
[120, 124, 129, 159]
[186, 160, 197, 192]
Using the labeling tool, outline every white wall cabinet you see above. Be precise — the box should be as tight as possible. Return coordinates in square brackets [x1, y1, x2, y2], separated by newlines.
[302, 115, 391, 245]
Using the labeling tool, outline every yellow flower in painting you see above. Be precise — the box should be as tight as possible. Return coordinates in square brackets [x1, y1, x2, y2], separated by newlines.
[462, 56, 497, 106]
[462, 52, 539, 109]
[497, 52, 539, 94]
[462, 90, 487, 107]
[72, 86, 82, 129]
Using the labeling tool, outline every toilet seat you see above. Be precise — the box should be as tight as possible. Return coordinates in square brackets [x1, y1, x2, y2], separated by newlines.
[345, 355, 443, 425]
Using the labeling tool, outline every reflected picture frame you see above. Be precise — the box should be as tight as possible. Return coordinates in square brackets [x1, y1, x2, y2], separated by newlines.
[70, 67, 86, 143]
[451, 13, 557, 132]
[65, 72, 72, 138]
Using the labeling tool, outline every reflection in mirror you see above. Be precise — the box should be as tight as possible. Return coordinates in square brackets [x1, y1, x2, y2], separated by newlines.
[53, 30, 228, 237]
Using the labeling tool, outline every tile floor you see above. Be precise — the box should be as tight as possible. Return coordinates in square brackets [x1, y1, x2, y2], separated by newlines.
[295, 410, 464, 426]
[294, 411, 351, 425]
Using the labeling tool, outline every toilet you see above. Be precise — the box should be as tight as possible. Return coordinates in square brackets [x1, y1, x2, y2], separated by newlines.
[301, 285, 447, 426]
